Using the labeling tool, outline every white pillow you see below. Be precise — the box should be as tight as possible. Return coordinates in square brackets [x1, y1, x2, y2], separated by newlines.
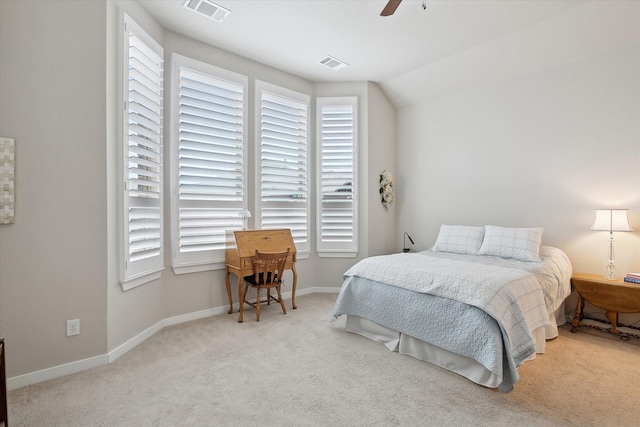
[478, 225, 544, 262]
[432, 225, 485, 255]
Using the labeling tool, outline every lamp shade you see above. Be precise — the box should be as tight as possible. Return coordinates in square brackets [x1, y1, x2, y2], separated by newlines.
[591, 209, 632, 232]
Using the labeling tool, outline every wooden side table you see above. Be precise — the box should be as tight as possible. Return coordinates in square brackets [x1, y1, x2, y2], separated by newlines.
[571, 273, 640, 336]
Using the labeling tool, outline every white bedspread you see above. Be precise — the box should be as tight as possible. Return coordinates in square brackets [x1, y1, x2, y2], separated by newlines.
[333, 247, 572, 392]
[345, 253, 547, 358]
[421, 246, 573, 315]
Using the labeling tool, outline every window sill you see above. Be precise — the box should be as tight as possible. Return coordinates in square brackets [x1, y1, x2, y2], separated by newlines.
[316, 251, 357, 258]
[172, 262, 226, 275]
[121, 269, 163, 291]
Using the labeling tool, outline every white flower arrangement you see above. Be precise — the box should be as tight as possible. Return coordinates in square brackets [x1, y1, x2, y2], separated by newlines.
[379, 170, 393, 210]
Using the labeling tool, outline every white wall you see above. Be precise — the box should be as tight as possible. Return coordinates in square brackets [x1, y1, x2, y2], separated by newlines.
[397, 41, 640, 318]
[366, 82, 397, 255]
[0, 0, 109, 376]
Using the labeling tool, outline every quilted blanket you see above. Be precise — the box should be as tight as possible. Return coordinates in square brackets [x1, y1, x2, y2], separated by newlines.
[333, 252, 551, 392]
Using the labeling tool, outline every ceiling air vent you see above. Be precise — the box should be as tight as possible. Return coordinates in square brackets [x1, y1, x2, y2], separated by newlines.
[320, 55, 349, 71]
[183, 0, 230, 23]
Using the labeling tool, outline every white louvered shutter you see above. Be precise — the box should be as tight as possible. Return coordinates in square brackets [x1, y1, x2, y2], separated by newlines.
[121, 14, 164, 287]
[317, 97, 358, 256]
[172, 56, 247, 272]
[256, 83, 310, 253]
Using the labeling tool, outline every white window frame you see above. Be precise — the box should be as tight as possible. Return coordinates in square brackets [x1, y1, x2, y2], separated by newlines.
[170, 54, 248, 274]
[316, 96, 358, 257]
[255, 80, 310, 256]
[119, 13, 165, 289]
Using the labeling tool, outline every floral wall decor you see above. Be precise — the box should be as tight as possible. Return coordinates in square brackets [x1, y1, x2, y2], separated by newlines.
[379, 170, 393, 210]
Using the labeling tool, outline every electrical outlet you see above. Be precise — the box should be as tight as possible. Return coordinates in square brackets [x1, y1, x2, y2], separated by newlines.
[66, 319, 80, 336]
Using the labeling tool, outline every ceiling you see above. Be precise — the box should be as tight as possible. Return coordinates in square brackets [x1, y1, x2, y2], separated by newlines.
[137, 0, 639, 107]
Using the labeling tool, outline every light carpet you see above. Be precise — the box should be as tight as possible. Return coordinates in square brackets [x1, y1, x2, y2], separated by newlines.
[8, 293, 640, 426]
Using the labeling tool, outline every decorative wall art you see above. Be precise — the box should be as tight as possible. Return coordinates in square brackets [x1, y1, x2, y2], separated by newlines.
[379, 170, 393, 210]
[0, 137, 15, 224]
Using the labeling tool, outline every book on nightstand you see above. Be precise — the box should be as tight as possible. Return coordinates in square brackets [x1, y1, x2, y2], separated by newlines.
[624, 273, 640, 284]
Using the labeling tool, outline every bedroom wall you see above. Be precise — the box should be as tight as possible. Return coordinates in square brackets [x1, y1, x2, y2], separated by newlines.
[396, 41, 640, 319]
[0, 0, 109, 377]
[366, 82, 397, 255]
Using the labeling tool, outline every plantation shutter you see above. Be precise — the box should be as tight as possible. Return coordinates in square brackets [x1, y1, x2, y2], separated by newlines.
[121, 14, 164, 287]
[172, 55, 247, 272]
[317, 97, 358, 256]
[257, 83, 310, 253]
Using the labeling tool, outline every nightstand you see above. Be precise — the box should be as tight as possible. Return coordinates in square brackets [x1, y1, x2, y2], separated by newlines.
[571, 273, 640, 336]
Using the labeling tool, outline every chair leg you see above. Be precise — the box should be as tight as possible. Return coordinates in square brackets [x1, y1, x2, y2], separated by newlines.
[277, 285, 287, 315]
[267, 288, 271, 305]
[242, 283, 249, 306]
[255, 288, 261, 322]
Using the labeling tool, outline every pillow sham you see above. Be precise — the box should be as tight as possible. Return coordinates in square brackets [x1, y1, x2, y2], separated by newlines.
[478, 225, 544, 262]
[432, 225, 485, 255]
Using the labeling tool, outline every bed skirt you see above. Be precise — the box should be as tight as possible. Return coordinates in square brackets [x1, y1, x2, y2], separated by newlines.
[344, 308, 561, 389]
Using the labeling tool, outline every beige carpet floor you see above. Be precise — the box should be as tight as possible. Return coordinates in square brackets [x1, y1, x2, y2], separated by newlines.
[7, 293, 640, 426]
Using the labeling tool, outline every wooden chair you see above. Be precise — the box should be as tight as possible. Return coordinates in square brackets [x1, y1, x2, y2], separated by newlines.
[241, 249, 289, 322]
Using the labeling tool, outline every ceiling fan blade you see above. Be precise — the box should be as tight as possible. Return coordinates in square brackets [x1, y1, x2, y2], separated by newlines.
[380, 0, 402, 16]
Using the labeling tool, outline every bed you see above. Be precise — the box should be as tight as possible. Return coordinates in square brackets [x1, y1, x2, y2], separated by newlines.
[331, 225, 573, 392]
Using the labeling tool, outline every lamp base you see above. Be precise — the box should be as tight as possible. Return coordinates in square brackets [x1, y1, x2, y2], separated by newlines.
[402, 248, 410, 253]
[604, 261, 616, 281]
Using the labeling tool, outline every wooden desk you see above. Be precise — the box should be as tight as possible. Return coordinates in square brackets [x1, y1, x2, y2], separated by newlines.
[571, 273, 640, 336]
[225, 229, 297, 323]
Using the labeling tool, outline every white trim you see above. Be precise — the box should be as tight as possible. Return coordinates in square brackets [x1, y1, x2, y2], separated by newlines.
[316, 96, 359, 255]
[120, 12, 165, 284]
[121, 269, 163, 291]
[7, 288, 340, 390]
[317, 251, 357, 258]
[106, 306, 224, 363]
[8, 354, 109, 391]
[169, 54, 249, 272]
[171, 261, 226, 275]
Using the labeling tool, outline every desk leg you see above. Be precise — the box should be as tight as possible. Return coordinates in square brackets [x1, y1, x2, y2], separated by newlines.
[238, 277, 245, 323]
[291, 265, 298, 310]
[571, 295, 584, 333]
[225, 268, 233, 315]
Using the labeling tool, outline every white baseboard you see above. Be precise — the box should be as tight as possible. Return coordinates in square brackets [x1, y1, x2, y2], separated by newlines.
[8, 287, 339, 390]
[8, 354, 109, 390]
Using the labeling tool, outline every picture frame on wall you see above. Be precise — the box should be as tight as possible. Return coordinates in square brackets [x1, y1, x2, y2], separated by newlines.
[0, 136, 15, 224]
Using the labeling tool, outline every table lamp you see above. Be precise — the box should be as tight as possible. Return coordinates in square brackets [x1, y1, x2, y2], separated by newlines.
[403, 232, 415, 253]
[591, 209, 632, 279]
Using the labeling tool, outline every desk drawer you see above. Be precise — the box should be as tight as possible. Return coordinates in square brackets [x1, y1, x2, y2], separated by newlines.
[241, 255, 294, 269]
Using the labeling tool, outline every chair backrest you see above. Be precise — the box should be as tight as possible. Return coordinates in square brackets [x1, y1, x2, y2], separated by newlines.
[251, 248, 290, 286]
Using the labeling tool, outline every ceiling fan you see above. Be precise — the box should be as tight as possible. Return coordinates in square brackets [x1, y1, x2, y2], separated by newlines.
[380, 0, 402, 16]
[381, 0, 426, 16]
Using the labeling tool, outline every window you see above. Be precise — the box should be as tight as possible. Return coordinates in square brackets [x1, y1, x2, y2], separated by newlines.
[316, 97, 358, 257]
[120, 14, 164, 289]
[256, 81, 310, 254]
[170, 54, 248, 273]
